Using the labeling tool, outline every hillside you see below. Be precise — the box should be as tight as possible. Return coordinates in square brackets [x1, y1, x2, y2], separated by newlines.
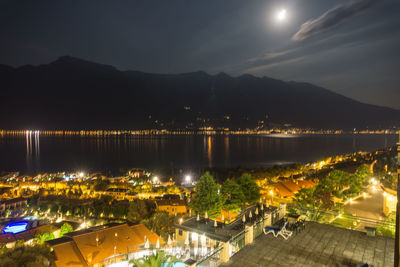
[0, 56, 398, 130]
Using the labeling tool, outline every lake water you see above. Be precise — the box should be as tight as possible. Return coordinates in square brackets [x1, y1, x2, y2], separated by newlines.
[0, 134, 397, 173]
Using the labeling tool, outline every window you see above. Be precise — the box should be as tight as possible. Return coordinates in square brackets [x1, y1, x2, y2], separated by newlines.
[179, 230, 183, 236]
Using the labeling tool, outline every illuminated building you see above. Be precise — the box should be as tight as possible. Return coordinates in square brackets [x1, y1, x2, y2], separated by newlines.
[0, 197, 27, 215]
[155, 199, 187, 215]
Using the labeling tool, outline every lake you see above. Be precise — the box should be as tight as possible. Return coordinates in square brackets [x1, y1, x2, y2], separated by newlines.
[0, 134, 397, 173]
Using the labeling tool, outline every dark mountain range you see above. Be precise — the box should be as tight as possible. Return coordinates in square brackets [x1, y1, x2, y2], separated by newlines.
[0, 56, 399, 130]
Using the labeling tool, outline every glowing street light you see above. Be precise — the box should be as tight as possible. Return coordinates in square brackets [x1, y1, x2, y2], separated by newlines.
[269, 190, 274, 204]
[185, 175, 191, 183]
[79, 172, 84, 178]
[153, 176, 159, 183]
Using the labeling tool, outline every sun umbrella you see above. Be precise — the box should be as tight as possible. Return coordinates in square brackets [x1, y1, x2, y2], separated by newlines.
[214, 219, 217, 228]
[249, 211, 253, 219]
[184, 234, 189, 246]
[156, 238, 160, 249]
[205, 211, 208, 219]
[197, 214, 200, 221]
[221, 213, 225, 222]
[255, 208, 259, 216]
[168, 235, 172, 246]
[144, 238, 150, 249]
[242, 215, 246, 223]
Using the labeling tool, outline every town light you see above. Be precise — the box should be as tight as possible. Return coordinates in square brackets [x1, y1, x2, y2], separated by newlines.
[79, 172, 84, 178]
[185, 175, 191, 183]
[153, 176, 159, 183]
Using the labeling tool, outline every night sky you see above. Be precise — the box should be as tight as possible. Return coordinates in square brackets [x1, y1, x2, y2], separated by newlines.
[1, 0, 399, 109]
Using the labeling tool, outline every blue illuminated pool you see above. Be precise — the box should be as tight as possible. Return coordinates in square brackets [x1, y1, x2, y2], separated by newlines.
[3, 221, 29, 234]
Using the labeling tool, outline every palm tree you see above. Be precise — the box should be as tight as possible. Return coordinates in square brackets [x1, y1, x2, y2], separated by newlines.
[129, 251, 177, 267]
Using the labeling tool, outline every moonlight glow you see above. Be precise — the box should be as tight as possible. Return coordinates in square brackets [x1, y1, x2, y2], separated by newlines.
[276, 9, 287, 22]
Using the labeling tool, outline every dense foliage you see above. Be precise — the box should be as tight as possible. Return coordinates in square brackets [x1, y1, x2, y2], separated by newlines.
[190, 172, 224, 217]
[0, 244, 55, 267]
[221, 178, 244, 212]
[35, 232, 55, 244]
[237, 173, 261, 204]
[130, 251, 177, 267]
[60, 222, 73, 237]
[292, 164, 371, 221]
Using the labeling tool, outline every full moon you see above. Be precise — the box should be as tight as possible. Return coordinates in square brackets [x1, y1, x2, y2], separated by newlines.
[276, 9, 287, 22]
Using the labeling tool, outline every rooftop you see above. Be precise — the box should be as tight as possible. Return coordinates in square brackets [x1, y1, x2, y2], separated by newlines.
[48, 223, 162, 266]
[0, 197, 27, 205]
[155, 199, 186, 206]
[223, 222, 394, 267]
[175, 205, 278, 242]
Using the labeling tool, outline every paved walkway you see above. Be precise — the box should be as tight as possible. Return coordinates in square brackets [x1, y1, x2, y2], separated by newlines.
[344, 187, 385, 230]
[224, 222, 394, 267]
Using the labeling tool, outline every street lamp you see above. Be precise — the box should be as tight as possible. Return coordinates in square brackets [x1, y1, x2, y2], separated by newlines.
[185, 175, 191, 183]
[153, 176, 159, 184]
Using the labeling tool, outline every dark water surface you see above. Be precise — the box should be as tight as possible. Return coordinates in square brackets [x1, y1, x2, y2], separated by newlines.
[0, 134, 397, 173]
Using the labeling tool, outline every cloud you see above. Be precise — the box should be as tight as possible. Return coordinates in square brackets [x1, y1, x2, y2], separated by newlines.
[292, 0, 377, 41]
[247, 49, 295, 63]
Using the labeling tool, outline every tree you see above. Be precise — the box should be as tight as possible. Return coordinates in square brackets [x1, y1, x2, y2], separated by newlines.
[293, 188, 324, 222]
[36, 232, 55, 244]
[60, 222, 73, 237]
[221, 179, 244, 221]
[354, 164, 370, 184]
[321, 170, 351, 194]
[0, 244, 55, 267]
[237, 173, 260, 204]
[190, 172, 224, 217]
[127, 199, 155, 223]
[143, 212, 174, 239]
[130, 251, 177, 267]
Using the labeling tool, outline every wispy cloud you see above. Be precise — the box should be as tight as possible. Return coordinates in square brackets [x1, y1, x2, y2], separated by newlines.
[247, 49, 294, 62]
[245, 56, 305, 74]
[292, 0, 377, 41]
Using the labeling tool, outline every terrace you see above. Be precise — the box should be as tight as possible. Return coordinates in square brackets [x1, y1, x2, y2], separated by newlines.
[223, 221, 394, 267]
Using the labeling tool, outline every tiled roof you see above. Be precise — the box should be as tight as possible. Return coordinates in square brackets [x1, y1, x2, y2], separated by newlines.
[48, 223, 162, 267]
[297, 180, 316, 188]
[272, 183, 294, 197]
[280, 180, 301, 193]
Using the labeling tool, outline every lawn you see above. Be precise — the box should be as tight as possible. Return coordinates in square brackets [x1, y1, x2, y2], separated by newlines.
[330, 211, 359, 230]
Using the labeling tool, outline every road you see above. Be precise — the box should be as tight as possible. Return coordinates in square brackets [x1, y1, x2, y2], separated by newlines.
[343, 187, 385, 231]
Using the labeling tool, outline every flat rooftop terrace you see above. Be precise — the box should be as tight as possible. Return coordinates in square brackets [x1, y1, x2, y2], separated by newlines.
[224, 222, 394, 267]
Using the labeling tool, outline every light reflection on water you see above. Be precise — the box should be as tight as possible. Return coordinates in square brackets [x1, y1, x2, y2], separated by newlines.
[0, 134, 396, 173]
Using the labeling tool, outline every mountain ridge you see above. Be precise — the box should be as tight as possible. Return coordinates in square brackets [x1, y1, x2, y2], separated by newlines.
[0, 56, 398, 130]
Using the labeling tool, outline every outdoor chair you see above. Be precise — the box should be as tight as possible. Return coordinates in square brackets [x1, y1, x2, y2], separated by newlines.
[263, 221, 293, 240]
